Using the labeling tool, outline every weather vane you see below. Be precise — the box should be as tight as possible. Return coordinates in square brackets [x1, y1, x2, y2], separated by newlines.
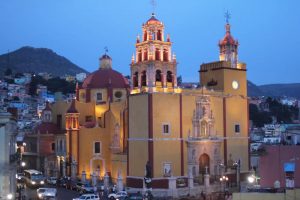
[104, 46, 108, 55]
[150, 0, 156, 14]
[225, 10, 231, 24]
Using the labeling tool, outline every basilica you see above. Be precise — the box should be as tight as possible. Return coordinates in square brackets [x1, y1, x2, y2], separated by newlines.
[38, 13, 249, 195]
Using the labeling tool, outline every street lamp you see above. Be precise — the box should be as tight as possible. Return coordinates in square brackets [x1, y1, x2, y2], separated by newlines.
[220, 175, 229, 194]
[7, 193, 13, 199]
[21, 161, 26, 167]
[233, 160, 241, 192]
[248, 175, 255, 184]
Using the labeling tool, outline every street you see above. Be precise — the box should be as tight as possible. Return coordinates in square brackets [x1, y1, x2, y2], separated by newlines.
[24, 185, 79, 200]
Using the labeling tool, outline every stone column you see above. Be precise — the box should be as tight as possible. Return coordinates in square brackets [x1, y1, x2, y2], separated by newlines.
[168, 177, 178, 198]
[188, 170, 194, 189]
[81, 171, 87, 183]
[117, 174, 123, 192]
[92, 172, 97, 186]
[104, 172, 110, 189]
[63, 160, 66, 177]
[71, 161, 77, 179]
[204, 174, 210, 188]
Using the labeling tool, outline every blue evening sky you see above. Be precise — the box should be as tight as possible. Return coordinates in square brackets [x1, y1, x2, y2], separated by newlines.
[0, 0, 299, 85]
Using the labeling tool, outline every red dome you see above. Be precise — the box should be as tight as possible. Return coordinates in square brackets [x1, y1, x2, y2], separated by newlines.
[219, 33, 238, 46]
[82, 68, 130, 89]
[219, 23, 238, 46]
[35, 122, 59, 134]
[146, 13, 161, 25]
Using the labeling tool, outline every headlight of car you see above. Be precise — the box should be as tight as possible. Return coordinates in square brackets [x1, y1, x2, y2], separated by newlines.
[40, 181, 44, 184]
[31, 181, 36, 185]
[38, 193, 42, 198]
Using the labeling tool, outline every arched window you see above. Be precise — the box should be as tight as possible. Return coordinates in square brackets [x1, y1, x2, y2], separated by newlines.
[157, 30, 162, 41]
[138, 50, 142, 62]
[167, 71, 173, 83]
[144, 31, 147, 41]
[133, 72, 138, 87]
[144, 50, 148, 61]
[141, 71, 147, 86]
[155, 49, 160, 61]
[155, 70, 162, 82]
[163, 49, 168, 61]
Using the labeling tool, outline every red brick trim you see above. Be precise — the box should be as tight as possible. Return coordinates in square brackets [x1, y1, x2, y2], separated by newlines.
[180, 94, 184, 176]
[223, 98, 227, 167]
[148, 94, 154, 177]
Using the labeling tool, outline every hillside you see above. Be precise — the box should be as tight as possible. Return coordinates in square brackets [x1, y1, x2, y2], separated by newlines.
[259, 83, 300, 99]
[0, 46, 88, 77]
[248, 81, 300, 99]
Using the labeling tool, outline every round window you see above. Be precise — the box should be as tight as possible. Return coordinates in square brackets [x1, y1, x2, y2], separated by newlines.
[115, 91, 122, 98]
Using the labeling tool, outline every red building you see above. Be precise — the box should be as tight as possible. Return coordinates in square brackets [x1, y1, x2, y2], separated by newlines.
[259, 145, 300, 188]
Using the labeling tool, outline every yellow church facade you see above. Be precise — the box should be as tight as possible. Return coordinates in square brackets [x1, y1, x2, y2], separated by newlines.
[48, 13, 249, 190]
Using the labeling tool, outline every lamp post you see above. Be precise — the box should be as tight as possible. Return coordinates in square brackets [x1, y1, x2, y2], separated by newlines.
[233, 159, 241, 192]
[220, 175, 229, 194]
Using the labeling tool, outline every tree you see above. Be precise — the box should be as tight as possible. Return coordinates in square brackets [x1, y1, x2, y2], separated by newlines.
[177, 75, 182, 86]
[249, 103, 272, 127]
[4, 68, 12, 76]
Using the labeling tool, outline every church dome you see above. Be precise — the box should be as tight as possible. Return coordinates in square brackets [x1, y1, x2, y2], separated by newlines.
[219, 24, 238, 46]
[82, 68, 130, 89]
[146, 13, 161, 25]
[82, 53, 130, 90]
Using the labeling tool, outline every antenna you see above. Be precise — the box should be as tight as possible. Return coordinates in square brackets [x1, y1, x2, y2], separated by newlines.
[224, 10, 231, 24]
[150, 0, 156, 14]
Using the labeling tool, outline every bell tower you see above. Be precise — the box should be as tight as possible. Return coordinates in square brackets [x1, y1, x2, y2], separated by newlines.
[130, 13, 178, 93]
[200, 16, 247, 97]
[218, 23, 239, 68]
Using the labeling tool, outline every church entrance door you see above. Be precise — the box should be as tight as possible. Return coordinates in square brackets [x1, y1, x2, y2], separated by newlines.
[199, 153, 210, 175]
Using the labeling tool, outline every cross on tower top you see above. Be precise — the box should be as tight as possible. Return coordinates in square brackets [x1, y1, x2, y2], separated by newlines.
[104, 46, 108, 55]
[150, 0, 156, 14]
[224, 10, 231, 24]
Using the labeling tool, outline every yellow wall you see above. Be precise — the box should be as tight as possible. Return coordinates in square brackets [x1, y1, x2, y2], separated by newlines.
[225, 96, 249, 171]
[128, 94, 149, 177]
[152, 93, 181, 177]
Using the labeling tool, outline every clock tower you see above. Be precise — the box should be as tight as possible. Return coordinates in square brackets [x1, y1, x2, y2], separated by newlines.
[199, 20, 247, 97]
[199, 18, 249, 172]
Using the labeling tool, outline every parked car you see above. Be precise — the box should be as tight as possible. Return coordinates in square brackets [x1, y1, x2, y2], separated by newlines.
[95, 182, 105, 191]
[108, 191, 128, 200]
[47, 177, 57, 185]
[79, 183, 94, 194]
[73, 194, 99, 200]
[75, 182, 84, 192]
[16, 173, 25, 183]
[37, 188, 57, 199]
[128, 192, 143, 200]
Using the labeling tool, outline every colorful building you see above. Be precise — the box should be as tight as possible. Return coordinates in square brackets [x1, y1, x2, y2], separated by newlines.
[39, 13, 249, 195]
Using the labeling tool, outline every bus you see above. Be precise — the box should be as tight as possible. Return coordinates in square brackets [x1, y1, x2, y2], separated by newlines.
[23, 169, 45, 187]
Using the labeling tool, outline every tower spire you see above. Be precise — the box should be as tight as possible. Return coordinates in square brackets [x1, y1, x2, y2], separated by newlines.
[219, 11, 239, 67]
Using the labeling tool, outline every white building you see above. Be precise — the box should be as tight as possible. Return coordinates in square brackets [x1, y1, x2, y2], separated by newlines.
[0, 112, 17, 199]
[76, 72, 87, 82]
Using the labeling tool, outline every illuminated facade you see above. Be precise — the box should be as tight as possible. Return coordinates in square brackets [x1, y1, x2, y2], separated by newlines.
[42, 14, 249, 195]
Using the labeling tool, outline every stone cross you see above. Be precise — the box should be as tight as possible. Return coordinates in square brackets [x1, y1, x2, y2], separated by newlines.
[205, 166, 209, 174]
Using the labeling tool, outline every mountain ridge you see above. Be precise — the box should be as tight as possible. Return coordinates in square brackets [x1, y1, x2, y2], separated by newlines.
[0, 46, 299, 98]
[0, 46, 88, 77]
